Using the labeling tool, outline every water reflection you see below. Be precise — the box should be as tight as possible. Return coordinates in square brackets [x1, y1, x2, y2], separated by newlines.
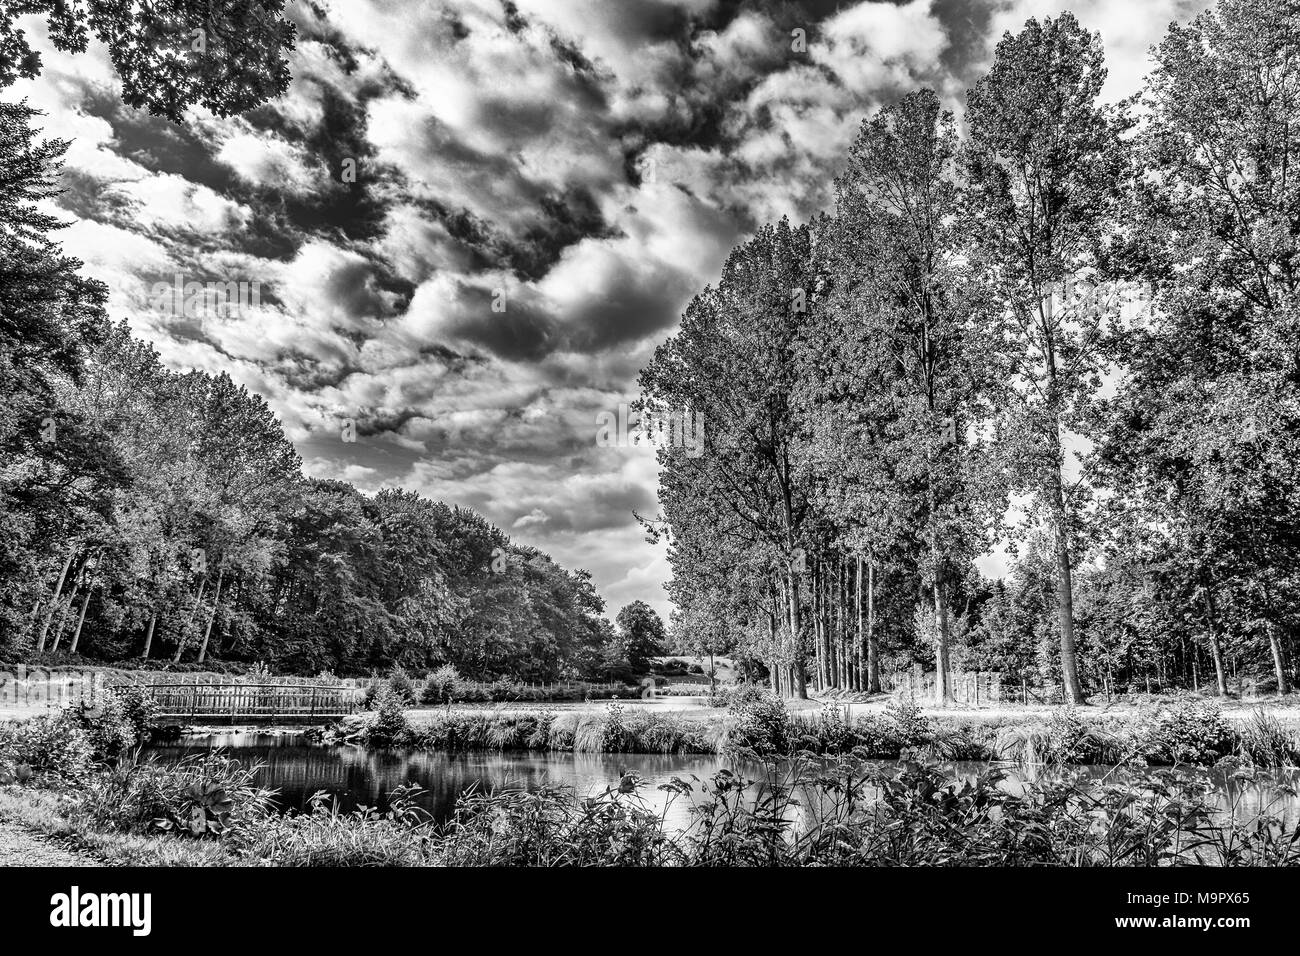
[145, 733, 1300, 835]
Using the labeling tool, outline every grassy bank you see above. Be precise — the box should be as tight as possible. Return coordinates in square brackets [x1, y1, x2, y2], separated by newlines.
[332, 692, 1300, 768]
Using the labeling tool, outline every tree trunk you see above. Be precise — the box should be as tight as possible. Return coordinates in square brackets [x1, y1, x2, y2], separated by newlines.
[812, 561, 825, 690]
[197, 567, 225, 663]
[1050, 478, 1085, 705]
[142, 612, 157, 658]
[855, 554, 865, 692]
[866, 558, 881, 693]
[933, 574, 951, 707]
[49, 576, 81, 653]
[786, 560, 807, 699]
[68, 587, 92, 654]
[823, 559, 834, 687]
[1260, 579, 1289, 697]
[1202, 585, 1228, 696]
[1268, 631, 1290, 697]
[174, 575, 208, 663]
[836, 556, 846, 689]
[36, 547, 76, 653]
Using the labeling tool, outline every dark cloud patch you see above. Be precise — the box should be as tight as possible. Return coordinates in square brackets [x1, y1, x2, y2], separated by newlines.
[297, 428, 428, 473]
[693, 0, 877, 34]
[415, 341, 482, 368]
[292, 2, 364, 72]
[297, 0, 471, 60]
[565, 262, 698, 352]
[77, 91, 304, 261]
[395, 120, 617, 281]
[276, 357, 364, 392]
[511, 187, 616, 280]
[930, 0, 1002, 94]
[79, 88, 243, 193]
[55, 167, 135, 222]
[439, 290, 557, 361]
[502, 1, 529, 34]
[597, 0, 696, 45]
[549, 33, 599, 76]
[361, 407, 425, 438]
[321, 256, 398, 324]
[511, 481, 658, 534]
[244, 82, 400, 245]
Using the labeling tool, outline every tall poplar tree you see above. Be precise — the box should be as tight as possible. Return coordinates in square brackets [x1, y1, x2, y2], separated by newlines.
[963, 14, 1132, 704]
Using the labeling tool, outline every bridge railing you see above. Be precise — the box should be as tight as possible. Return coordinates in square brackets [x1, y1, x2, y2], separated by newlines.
[144, 682, 360, 720]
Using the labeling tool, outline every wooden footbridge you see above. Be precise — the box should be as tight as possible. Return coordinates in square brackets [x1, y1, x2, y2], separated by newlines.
[142, 682, 360, 726]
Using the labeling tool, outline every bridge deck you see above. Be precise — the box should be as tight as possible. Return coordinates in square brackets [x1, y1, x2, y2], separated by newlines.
[140, 682, 359, 726]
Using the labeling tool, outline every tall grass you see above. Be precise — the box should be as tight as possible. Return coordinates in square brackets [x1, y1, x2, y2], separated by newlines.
[233, 759, 1300, 867]
[326, 695, 1300, 769]
[1236, 709, 1300, 767]
[331, 704, 724, 754]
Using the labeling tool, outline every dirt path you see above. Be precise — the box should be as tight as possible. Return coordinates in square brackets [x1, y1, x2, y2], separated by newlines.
[0, 818, 98, 867]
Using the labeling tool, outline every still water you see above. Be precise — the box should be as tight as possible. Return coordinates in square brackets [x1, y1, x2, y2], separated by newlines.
[146, 733, 1300, 834]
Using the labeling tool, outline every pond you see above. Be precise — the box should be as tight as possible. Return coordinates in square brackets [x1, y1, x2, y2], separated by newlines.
[145, 733, 1300, 835]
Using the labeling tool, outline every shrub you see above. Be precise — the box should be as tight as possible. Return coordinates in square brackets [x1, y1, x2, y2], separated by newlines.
[249, 661, 273, 681]
[366, 690, 411, 747]
[0, 711, 95, 783]
[110, 685, 160, 743]
[997, 709, 1121, 766]
[709, 683, 765, 708]
[69, 686, 159, 764]
[71, 699, 136, 764]
[929, 724, 997, 761]
[885, 700, 933, 749]
[435, 780, 672, 866]
[806, 705, 856, 752]
[843, 700, 937, 758]
[74, 752, 272, 837]
[725, 692, 790, 755]
[601, 702, 631, 751]
[1138, 699, 1235, 765]
[386, 667, 417, 705]
[421, 664, 461, 705]
[421, 760, 1300, 867]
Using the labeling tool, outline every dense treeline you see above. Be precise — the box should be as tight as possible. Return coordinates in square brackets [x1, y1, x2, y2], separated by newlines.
[0, 5, 641, 679]
[1, 240, 618, 675]
[644, 0, 1300, 702]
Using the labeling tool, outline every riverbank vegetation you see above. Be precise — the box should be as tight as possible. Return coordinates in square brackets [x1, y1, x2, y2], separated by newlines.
[327, 689, 1300, 769]
[4, 737, 1300, 867]
[4, 688, 1300, 866]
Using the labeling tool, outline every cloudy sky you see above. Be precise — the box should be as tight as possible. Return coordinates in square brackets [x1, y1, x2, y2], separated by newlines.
[15, 0, 1208, 620]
